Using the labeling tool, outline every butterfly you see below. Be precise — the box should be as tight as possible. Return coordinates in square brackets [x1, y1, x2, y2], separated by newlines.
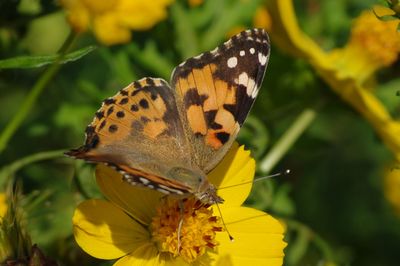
[66, 28, 270, 205]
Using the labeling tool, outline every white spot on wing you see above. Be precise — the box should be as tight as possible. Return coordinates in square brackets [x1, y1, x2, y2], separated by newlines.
[210, 47, 219, 54]
[240, 50, 245, 56]
[246, 78, 256, 97]
[237, 72, 248, 86]
[251, 85, 259, 98]
[227, 56, 238, 68]
[236, 72, 256, 97]
[258, 52, 267, 65]
[139, 177, 150, 185]
[250, 48, 255, 54]
[157, 188, 170, 194]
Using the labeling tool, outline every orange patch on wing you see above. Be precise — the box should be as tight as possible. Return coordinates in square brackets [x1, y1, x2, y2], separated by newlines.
[143, 120, 167, 139]
[224, 85, 236, 105]
[214, 109, 236, 132]
[187, 105, 207, 135]
[214, 79, 230, 107]
[192, 69, 208, 96]
[205, 131, 223, 149]
[186, 71, 196, 90]
[177, 78, 191, 96]
[204, 109, 238, 149]
[152, 97, 167, 115]
[202, 64, 218, 111]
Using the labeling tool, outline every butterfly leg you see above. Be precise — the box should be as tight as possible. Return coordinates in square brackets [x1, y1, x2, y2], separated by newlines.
[177, 199, 184, 254]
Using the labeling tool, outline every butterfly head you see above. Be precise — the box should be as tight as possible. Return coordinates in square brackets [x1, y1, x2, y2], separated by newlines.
[167, 167, 223, 205]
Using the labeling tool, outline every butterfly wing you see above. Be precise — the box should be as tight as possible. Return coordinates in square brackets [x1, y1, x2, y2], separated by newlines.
[66, 78, 193, 182]
[171, 28, 270, 173]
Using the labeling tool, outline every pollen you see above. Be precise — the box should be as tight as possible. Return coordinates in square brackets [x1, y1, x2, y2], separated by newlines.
[349, 10, 400, 66]
[151, 197, 223, 263]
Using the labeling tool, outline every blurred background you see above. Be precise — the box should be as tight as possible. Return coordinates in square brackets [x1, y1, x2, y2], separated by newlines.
[0, 0, 399, 265]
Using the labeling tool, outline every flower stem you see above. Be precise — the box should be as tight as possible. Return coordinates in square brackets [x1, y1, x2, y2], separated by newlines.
[0, 31, 77, 154]
[0, 149, 66, 187]
[259, 108, 316, 173]
[285, 219, 335, 263]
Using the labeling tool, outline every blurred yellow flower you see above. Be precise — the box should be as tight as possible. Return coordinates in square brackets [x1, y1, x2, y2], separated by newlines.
[60, 0, 174, 45]
[73, 143, 286, 265]
[0, 194, 7, 218]
[188, 0, 203, 7]
[254, 6, 272, 32]
[384, 166, 400, 215]
[266, 0, 400, 161]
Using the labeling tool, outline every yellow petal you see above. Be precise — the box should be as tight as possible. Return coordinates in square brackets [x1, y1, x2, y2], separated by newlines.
[59, 0, 90, 32]
[116, 1, 171, 30]
[315, 64, 400, 161]
[96, 164, 164, 225]
[92, 14, 132, 45]
[384, 165, 400, 215]
[0, 193, 7, 218]
[73, 199, 150, 259]
[267, 0, 326, 63]
[114, 245, 191, 266]
[211, 207, 286, 265]
[208, 143, 255, 207]
[113, 243, 164, 266]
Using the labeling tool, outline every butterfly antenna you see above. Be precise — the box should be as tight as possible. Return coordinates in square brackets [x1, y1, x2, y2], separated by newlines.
[214, 200, 234, 241]
[218, 169, 291, 190]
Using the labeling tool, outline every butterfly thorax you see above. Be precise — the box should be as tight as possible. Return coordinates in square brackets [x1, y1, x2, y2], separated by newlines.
[167, 167, 223, 204]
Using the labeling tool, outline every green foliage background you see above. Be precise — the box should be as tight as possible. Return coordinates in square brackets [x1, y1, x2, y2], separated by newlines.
[1, 0, 399, 265]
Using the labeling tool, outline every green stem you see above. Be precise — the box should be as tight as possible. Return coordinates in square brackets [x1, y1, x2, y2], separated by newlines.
[0, 31, 78, 154]
[285, 219, 335, 263]
[0, 149, 66, 187]
[259, 108, 316, 173]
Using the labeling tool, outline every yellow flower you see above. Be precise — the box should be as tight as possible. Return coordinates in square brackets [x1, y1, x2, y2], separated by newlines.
[266, 0, 400, 161]
[0, 194, 7, 218]
[73, 143, 286, 265]
[60, 0, 174, 45]
[384, 165, 400, 215]
[188, 0, 203, 7]
[254, 6, 272, 32]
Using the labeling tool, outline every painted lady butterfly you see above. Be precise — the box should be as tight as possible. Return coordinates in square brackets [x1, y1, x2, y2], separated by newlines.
[66, 28, 270, 205]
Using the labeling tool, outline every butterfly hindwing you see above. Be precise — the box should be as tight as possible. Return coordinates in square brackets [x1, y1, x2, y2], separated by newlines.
[107, 163, 191, 195]
[66, 78, 191, 178]
[171, 28, 270, 172]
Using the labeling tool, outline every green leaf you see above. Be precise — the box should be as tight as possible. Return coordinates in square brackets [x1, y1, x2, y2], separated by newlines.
[238, 115, 269, 159]
[171, 2, 199, 59]
[286, 224, 311, 265]
[0, 46, 97, 69]
[200, 0, 263, 50]
[126, 41, 174, 80]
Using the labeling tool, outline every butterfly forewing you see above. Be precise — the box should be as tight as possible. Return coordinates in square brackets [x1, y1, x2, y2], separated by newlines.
[171, 28, 270, 173]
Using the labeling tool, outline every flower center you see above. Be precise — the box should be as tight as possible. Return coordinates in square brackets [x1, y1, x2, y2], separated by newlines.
[151, 197, 223, 263]
[349, 10, 400, 67]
